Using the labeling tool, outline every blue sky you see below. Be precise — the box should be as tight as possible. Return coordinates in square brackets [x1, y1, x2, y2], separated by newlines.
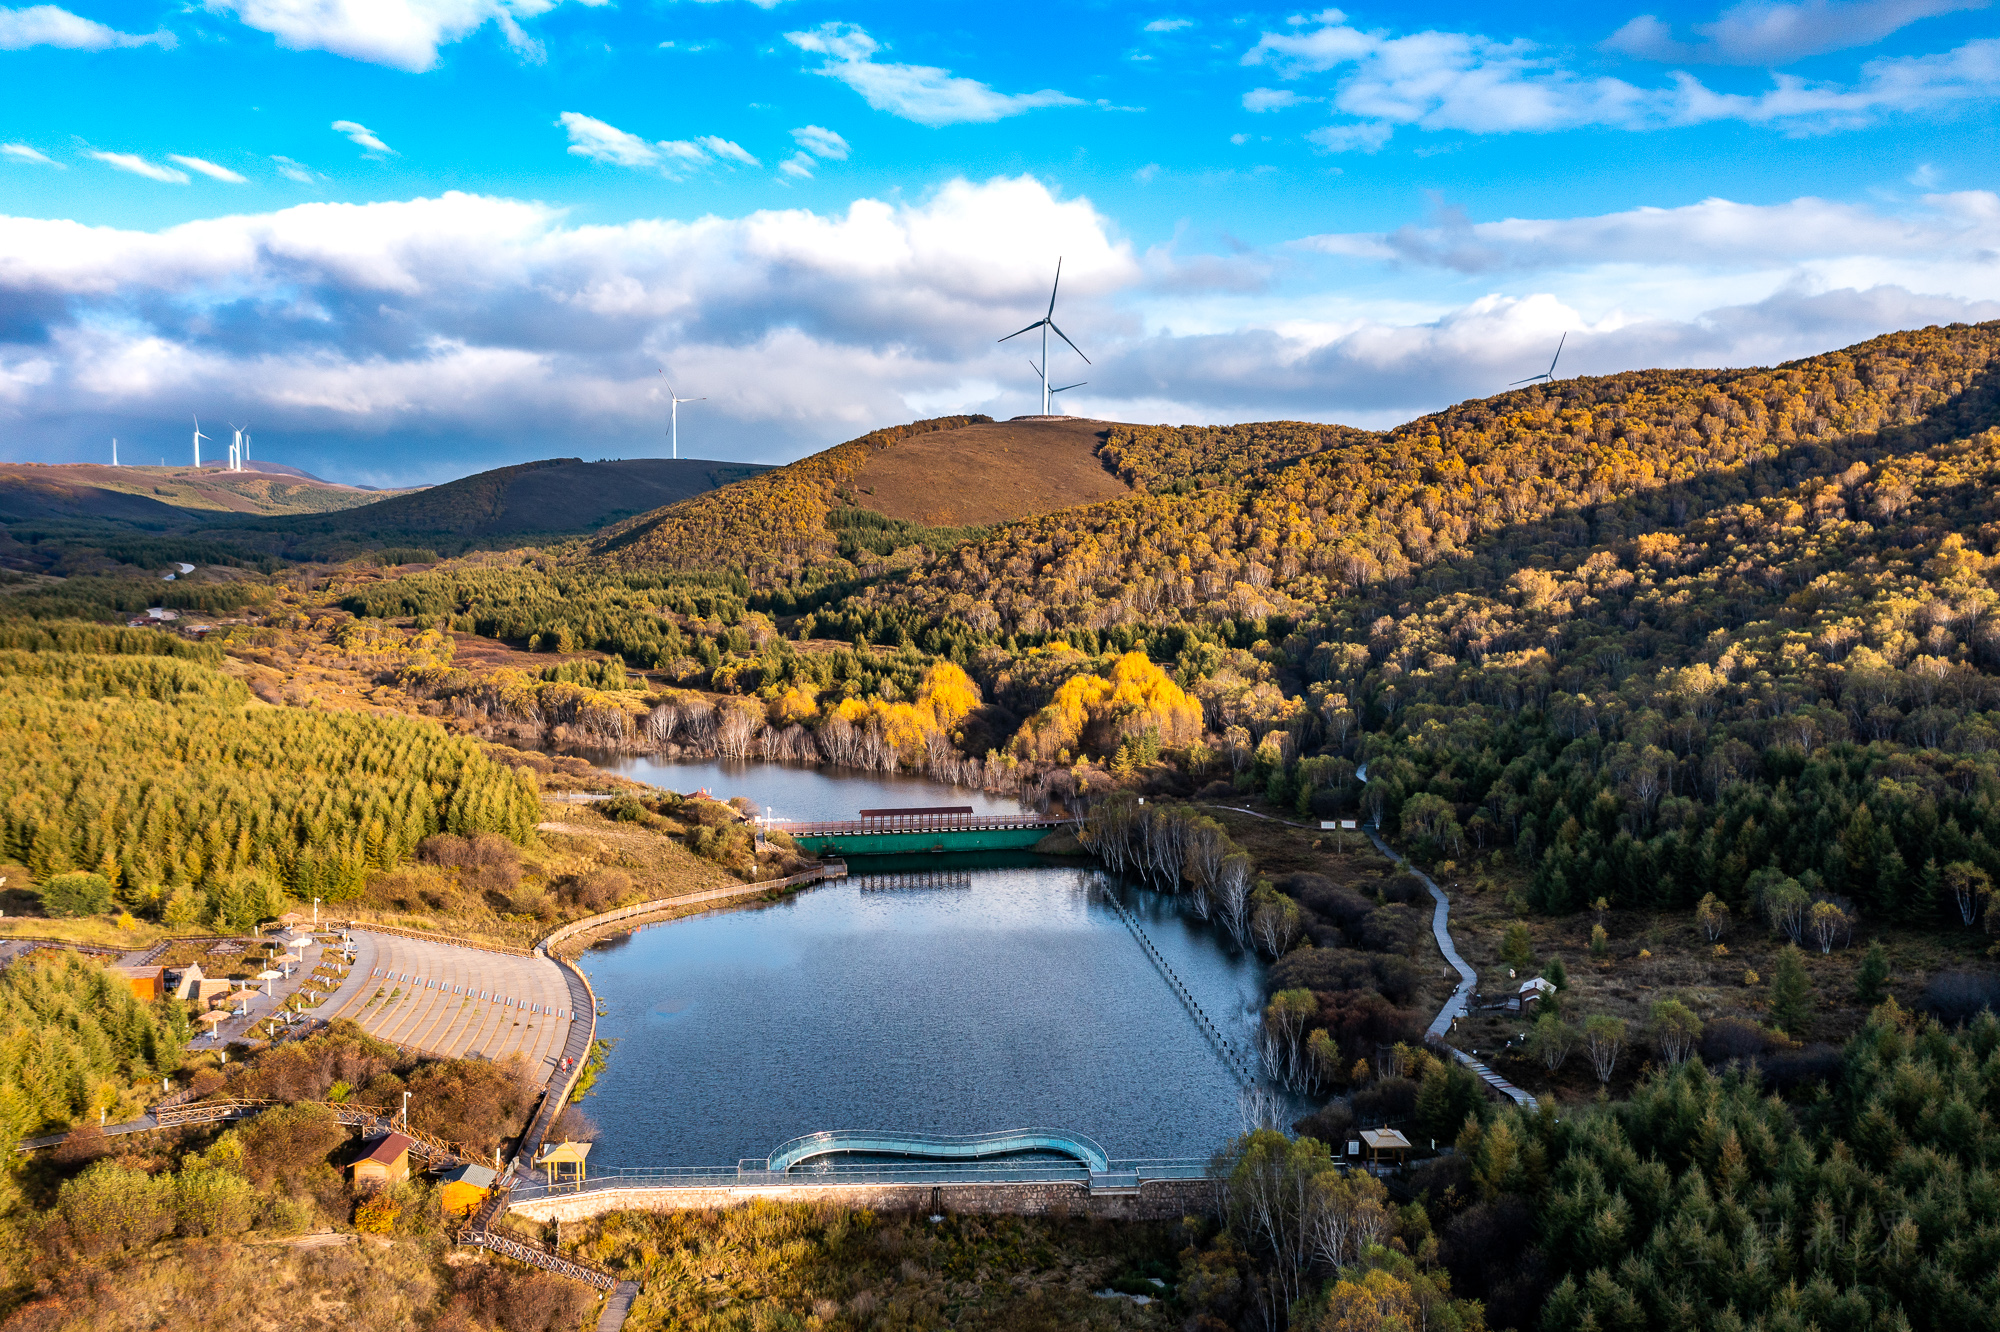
[3, 1, 1997, 484]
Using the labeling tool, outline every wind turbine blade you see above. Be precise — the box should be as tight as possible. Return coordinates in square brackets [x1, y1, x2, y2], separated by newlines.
[1051, 381, 1086, 393]
[1047, 256, 1062, 318]
[1509, 374, 1546, 386]
[1548, 331, 1566, 378]
[1047, 322, 1091, 365]
[998, 319, 1047, 344]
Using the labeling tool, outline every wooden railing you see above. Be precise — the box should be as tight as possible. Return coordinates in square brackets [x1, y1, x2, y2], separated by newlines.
[777, 813, 1068, 836]
[456, 1223, 616, 1291]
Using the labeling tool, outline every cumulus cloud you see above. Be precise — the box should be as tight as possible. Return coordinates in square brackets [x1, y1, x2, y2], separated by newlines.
[4, 177, 1996, 479]
[1088, 284, 2000, 422]
[3, 143, 63, 167]
[779, 151, 817, 179]
[333, 120, 398, 157]
[1605, 0, 1991, 66]
[791, 124, 850, 160]
[0, 178, 1138, 476]
[1244, 13, 2000, 150]
[85, 150, 189, 183]
[784, 22, 1081, 126]
[0, 4, 172, 49]
[168, 155, 249, 183]
[207, 0, 600, 73]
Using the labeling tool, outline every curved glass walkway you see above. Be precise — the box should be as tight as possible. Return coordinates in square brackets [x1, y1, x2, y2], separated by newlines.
[768, 1128, 1111, 1173]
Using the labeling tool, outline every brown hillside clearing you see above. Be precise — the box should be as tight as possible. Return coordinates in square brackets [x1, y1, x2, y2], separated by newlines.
[848, 417, 1132, 525]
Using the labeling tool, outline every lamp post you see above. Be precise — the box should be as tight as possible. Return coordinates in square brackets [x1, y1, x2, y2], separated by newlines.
[401, 1091, 410, 1129]
[313, 896, 321, 926]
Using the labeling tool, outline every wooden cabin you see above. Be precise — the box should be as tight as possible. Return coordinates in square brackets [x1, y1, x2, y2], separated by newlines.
[349, 1132, 413, 1188]
[113, 966, 165, 1002]
[438, 1162, 497, 1216]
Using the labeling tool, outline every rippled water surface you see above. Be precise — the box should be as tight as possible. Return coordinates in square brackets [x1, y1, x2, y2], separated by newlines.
[574, 758, 1265, 1168]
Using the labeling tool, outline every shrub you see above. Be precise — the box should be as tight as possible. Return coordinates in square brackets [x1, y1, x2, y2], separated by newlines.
[55, 1161, 175, 1255]
[1921, 970, 2000, 1026]
[39, 871, 113, 918]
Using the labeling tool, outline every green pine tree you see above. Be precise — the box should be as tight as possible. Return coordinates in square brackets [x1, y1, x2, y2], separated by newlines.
[1771, 944, 1815, 1039]
[1855, 941, 1891, 1006]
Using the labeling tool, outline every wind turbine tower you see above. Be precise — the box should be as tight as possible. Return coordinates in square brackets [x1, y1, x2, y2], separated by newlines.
[191, 417, 209, 469]
[1000, 258, 1090, 416]
[111, 438, 119, 467]
[228, 426, 242, 472]
[660, 371, 703, 461]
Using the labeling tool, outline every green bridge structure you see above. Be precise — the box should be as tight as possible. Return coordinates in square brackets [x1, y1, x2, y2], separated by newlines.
[774, 806, 1074, 856]
[768, 1128, 1111, 1174]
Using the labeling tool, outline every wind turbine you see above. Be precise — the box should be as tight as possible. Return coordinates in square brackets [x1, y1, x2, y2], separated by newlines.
[228, 425, 242, 472]
[191, 416, 209, 469]
[1047, 377, 1087, 409]
[660, 370, 703, 461]
[999, 258, 1090, 416]
[1511, 333, 1567, 387]
[111, 438, 119, 467]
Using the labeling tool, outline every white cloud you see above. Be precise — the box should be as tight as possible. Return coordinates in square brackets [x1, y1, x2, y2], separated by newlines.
[272, 154, 321, 184]
[1144, 17, 1192, 31]
[0, 179, 1141, 474]
[779, 151, 816, 179]
[784, 22, 1081, 126]
[1309, 121, 1393, 152]
[1243, 14, 2000, 149]
[1243, 87, 1307, 111]
[3, 143, 63, 167]
[559, 112, 660, 167]
[1135, 162, 1161, 182]
[333, 120, 398, 157]
[1605, 0, 1991, 66]
[4, 178, 1996, 479]
[1299, 191, 2000, 273]
[791, 124, 850, 160]
[169, 155, 249, 183]
[0, 4, 172, 49]
[86, 150, 190, 183]
[697, 135, 759, 167]
[559, 114, 760, 177]
[208, 0, 603, 73]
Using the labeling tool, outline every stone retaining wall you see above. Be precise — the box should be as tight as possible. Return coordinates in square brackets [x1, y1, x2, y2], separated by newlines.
[510, 1177, 1219, 1224]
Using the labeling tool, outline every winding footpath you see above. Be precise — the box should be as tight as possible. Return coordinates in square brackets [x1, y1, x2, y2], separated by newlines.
[1204, 790, 1538, 1112]
[1360, 822, 1539, 1112]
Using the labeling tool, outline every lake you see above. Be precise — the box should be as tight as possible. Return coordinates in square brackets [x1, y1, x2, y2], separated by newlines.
[573, 757, 1268, 1168]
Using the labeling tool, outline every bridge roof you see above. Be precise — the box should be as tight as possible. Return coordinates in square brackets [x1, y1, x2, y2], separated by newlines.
[769, 1128, 1110, 1174]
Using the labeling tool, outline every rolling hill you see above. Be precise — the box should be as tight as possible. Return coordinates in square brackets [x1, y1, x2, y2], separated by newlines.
[250, 456, 771, 549]
[0, 462, 403, 526]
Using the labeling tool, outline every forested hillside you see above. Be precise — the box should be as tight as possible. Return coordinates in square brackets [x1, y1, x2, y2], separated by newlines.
[0, 633, 540, 919]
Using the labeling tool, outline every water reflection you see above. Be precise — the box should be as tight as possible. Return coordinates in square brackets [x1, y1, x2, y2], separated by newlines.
[582, 752, 1023, 824]
[575, 858, 1265, 1168]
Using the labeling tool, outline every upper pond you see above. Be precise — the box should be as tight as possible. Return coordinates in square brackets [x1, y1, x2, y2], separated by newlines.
[572, 758, 1267, 1168]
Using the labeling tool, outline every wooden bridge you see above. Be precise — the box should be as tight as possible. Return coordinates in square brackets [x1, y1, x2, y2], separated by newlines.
[774, 806, 1072, 856]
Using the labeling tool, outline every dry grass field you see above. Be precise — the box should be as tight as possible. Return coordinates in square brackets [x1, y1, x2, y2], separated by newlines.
[848, 418, 1131, 525]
